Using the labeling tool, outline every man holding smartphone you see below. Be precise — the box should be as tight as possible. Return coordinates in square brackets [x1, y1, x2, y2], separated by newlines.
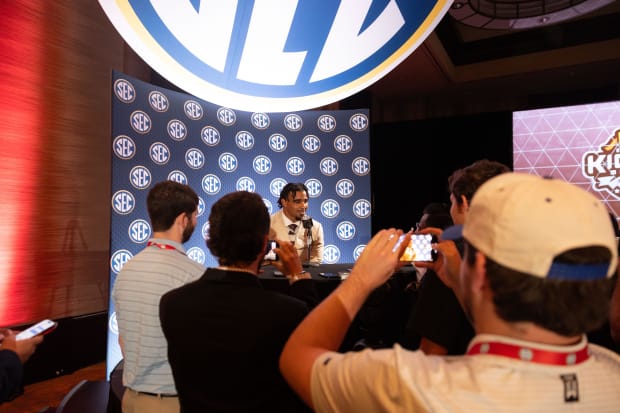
[280, 173, 620, 412]
[0, 328, 43, 403]
[412, 159, 510, 356]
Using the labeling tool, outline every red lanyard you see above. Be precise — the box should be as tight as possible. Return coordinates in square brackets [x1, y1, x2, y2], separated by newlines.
[147, 241, 184, 254]
[467, 340, 589, 365]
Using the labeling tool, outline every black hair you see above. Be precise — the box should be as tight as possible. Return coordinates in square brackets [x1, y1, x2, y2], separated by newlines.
[207, 191, 270, 266]
[277, 182, 309, 209]
[448, 159, 510, 205]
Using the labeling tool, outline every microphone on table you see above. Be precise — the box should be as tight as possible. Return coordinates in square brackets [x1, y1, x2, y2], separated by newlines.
[301, 215, 317, 267]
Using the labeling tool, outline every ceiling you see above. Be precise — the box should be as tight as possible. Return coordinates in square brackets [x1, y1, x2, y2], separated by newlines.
[367, 0, 620, 111]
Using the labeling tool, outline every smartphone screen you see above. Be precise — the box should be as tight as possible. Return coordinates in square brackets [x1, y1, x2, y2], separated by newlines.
[263, 240, 279, 261]
[16, 319, 57, 340]
[398, 234, 436, 262]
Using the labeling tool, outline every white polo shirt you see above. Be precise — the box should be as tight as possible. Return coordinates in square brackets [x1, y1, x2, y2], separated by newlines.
[311, 334, 620, 412]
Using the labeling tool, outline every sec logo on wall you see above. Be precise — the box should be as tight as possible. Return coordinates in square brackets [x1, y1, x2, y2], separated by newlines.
[99, 0, 451, 112]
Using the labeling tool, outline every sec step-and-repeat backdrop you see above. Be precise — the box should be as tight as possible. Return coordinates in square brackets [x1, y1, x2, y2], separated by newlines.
[106, 70, 371, 377]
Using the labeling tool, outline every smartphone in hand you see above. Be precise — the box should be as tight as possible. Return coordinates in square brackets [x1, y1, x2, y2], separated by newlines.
[397, 234, 438, 262]
[263, 240, 279, 261]
[16, 319, 57, 341]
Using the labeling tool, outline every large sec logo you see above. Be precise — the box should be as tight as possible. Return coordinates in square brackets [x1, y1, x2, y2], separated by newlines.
[99, 1, 450, 112]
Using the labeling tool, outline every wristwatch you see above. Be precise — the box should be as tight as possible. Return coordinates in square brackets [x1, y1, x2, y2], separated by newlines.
[288, 270, 311, 281]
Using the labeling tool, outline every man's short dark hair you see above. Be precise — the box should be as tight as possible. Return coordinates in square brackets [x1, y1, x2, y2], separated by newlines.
[207, 191, 270, 266]
[277, 183, 309, 208]
[464, 240, 614, 336]
[420, 202, 453, 230]
[147, 180, 199, 232]
[448, 159, 510, 206]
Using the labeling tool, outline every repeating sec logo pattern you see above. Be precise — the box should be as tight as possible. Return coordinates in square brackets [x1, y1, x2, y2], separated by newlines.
[110, 72, 371, 269]
[107, 71, 372, 378]
[99, 0, 451, 112]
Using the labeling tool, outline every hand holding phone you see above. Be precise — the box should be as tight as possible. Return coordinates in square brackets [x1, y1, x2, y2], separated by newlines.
[16, 319, 58, 341]
[263, 240, 279, 261]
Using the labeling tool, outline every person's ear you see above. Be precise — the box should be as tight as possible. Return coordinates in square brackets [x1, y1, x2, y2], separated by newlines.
[174, 212, 188, 229]
[471, 251, 487, 292]
[460, 195, 470, 213]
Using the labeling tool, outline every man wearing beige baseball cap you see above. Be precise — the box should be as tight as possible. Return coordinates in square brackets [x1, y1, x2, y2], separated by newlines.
[280, 173, 620, 412]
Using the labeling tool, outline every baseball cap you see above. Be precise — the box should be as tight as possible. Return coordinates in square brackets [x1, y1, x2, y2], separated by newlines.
[441, 173, 617, 280]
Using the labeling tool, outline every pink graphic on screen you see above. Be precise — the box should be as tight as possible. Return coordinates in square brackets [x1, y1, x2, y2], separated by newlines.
[513, 100, 620, 221]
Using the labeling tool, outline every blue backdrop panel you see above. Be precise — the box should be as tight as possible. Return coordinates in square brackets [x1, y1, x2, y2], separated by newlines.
[106, 70, 371, 377]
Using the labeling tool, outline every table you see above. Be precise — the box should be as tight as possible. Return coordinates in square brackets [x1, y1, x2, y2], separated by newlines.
[258, 263, 353, 297]
[260, 263, 418, 350]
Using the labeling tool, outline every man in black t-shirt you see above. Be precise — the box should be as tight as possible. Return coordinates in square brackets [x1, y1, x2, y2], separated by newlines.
[410, 159, 510, 355]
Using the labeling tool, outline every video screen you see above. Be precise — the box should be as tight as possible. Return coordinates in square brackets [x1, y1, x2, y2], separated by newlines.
[513, 100, 620, 220]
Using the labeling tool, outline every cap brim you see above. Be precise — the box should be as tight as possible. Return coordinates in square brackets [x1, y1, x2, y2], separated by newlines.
[440, 224, 464, 241]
